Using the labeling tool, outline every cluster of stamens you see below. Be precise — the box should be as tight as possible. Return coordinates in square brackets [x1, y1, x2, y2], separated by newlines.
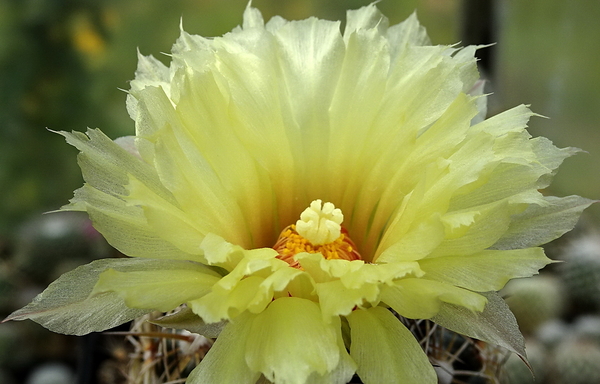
[273, 200, 362, 268]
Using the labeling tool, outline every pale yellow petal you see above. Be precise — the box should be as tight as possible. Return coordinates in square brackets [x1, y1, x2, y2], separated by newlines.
[197, 30, 299, 229]
[297, 253, 422, 287]
[429, 200, 514, 257]
[127, 176, 209, 256]
[338, 261, 424, 289]
[492, 195, 595, 250]
[126, 50, 171, 121]
[347, 306, 436, 384]
[386, 13, 431, 56]
[169, 66, 280, 246]
[473, 104, 535, 136]
[375, 210, 446, 263]
[305, 319, 357, 384]
[189, 256, 287, 322]
[246, 297, 341, 384]
[379, 278, 487, 319]
[189, 275, 267, 323]
[297, 253, 362, 284]
[130, 84, 251, 246]
[469, 80, 488, 125]
[343, 3, 388, 38]
[376, 96, 478, 229]
[189, 240, 300, 322]
[328, 26, 390, 207]
[296, 253, 423, 320]
[199, 233, 247, 270]
[531, 136, 581, 188]
[187, 312, 260, 384]
[317, 279, 380, 319]
[93, 261, 221, 312]
[419, 248, 552, 291]
[64, 185, 193, 260]
[241, 3, 264, 30]
[376, 128, 497, 261]
[58, 129, 174, 204]
[432, 292, 526, 360]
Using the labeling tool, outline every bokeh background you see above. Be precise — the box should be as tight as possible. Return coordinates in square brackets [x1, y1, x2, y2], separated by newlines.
[1, 0, 599, 383]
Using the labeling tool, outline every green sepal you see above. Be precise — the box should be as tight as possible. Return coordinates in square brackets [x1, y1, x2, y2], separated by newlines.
[3, 258, 153, 335]
[151, 306, 225, 338]
[432, 291, 528, 364]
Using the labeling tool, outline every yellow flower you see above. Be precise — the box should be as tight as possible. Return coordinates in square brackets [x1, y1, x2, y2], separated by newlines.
[6, 4, 593, 384]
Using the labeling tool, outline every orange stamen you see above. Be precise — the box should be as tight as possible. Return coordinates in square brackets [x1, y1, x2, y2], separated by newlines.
[273, 224, 362, 269]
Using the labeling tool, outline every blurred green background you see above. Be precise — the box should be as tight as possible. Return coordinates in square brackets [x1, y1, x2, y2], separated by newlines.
[1, 0, 598, 238]
[494, 0, 600, 213]
[1, 1, 600, 383]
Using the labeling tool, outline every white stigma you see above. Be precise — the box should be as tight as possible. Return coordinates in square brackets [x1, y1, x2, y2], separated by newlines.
[295, 199, 344, 245]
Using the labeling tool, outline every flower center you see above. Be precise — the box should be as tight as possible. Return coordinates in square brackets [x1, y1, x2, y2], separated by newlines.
[273, 200, 362, 268]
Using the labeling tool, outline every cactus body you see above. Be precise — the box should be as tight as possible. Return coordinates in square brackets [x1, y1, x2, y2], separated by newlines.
[503, 275, 565, 334]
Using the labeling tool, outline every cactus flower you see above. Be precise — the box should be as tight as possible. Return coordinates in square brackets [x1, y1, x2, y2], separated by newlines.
[6, 3, 593, 384]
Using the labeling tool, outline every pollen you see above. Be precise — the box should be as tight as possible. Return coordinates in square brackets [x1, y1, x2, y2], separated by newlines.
[274, 200, 362, 268]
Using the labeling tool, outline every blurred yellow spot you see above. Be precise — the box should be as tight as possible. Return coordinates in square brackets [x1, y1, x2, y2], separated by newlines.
[71, 14, 106, 61]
